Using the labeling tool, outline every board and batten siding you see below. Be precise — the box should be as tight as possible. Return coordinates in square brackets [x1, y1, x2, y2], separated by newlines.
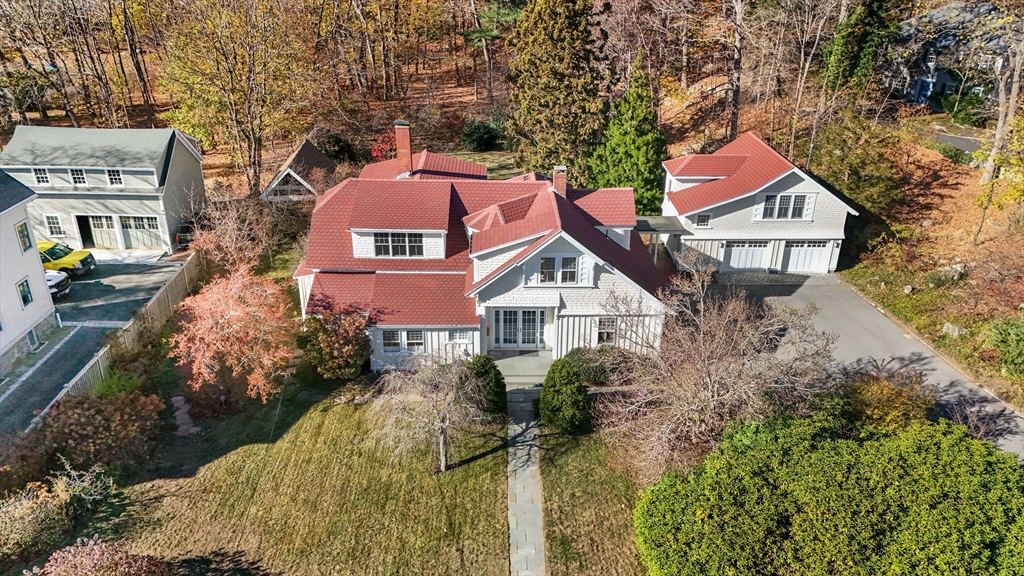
[369, 325, 481, 371]
[555, 313, 662, 357]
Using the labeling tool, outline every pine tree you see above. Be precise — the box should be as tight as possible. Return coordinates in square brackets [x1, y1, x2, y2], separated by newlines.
[506, 0, 608, 184]
[589, 53, 667, 216]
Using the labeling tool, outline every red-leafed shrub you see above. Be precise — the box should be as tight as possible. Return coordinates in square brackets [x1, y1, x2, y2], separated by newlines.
[26, 537, 168, 575]
[298, 296, 372, 380]
[370, 128, 396, 162]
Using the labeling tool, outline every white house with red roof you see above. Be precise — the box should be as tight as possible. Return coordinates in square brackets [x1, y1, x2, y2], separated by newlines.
[661, 133, 858, 274]
[296, 121, 671, 370]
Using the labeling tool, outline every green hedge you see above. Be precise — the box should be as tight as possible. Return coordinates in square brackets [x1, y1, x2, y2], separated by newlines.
[539, 359, 588, 433]
[634, 416, 1024, 575]
[466, 354, 507, 414]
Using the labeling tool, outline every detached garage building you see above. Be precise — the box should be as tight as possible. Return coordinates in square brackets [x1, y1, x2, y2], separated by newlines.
[660, 133, 858, 274]
[0, 126, 206, 254]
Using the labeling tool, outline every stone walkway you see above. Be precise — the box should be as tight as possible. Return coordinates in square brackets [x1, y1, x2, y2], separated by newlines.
[507, 387, 545, 575]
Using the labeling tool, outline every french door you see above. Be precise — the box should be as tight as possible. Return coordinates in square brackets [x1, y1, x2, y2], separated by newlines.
[494, 308, 546, 349]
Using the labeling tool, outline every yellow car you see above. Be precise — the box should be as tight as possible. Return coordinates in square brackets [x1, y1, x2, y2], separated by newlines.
[38, 241, 96, 277]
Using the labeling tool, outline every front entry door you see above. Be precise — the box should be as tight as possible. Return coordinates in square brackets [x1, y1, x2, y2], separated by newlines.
[494, 308, 546, 349]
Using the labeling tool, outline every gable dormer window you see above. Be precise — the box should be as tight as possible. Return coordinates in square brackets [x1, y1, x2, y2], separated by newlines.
[69, 168, 87, 185]
[106, 169, 123, 187]
[374, 232, 424, 257]
[33, 168, 49, 185]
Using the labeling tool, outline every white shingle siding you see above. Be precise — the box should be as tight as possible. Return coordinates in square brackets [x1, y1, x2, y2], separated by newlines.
[596, 226, 631, 249]
[472, 237, 534, 282]
[351, 231, 446, 260]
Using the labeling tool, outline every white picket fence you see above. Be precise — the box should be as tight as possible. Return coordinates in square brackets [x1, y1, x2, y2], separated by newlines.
[27, 253, 207, 431]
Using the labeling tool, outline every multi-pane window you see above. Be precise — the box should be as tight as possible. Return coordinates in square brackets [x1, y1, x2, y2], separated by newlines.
[45, 215, 65, 236]
[597, 317, 617, 344]
[106, 169, 123, 186]
[761, 194, 807, 220]
[382, 330, 401, 352]
[560, 257, 578, 284]
[405, 330, 424, 353]
[539, 258, 556, 284]
[120, 216, 159, 230]
[17, 278, 33, 307]
[449, 329, 470, 342]
[373, 232, 424, 257]
[15, 222, 31, 251]
[69, 168, 87, 185]
[33, 168, 49, 185]
[695, 213, 712, 228]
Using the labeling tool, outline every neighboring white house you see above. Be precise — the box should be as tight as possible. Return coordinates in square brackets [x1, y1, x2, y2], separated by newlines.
[660, 132, 858, 274]
[0, 126, 206, 254]
[296, 121, 671, 370]
[260, 139, 338, 201]
[0, 169, 56, 378]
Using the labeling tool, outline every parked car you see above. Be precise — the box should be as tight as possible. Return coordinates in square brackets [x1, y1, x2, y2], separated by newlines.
[38, 241, 96, 277]
[46, 270, 71, 298]
[175, 221, 196, 249]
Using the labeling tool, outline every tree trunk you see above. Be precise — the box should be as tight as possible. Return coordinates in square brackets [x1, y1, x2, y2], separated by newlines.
[973, 179, 997, 245]
[726, 0, 745, 141]
[438, 427, 448, 472]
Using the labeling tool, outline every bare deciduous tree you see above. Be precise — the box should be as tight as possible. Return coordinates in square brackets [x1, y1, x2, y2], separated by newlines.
[368, 360, 489, 473]
[596, 261, 837, 484]
[189, 196, 280, 272]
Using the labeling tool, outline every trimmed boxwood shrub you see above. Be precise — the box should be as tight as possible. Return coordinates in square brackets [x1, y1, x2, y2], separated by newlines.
[466, 354, 507, 414]
[539, 358, 588, 433]
[634, 416, 1024, 576]
[562, 347, 609, 386]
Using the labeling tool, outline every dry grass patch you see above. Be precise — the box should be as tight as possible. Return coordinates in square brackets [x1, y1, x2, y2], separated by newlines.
[539, 432, 643, 576]
[113, 399, 508, 575]
[448, 150, 519, 180]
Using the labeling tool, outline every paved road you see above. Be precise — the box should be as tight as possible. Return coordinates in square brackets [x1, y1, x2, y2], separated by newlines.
[934, 132, 982, 154]
[739, 282, 1024, 460]
[0, 263, 178, 444]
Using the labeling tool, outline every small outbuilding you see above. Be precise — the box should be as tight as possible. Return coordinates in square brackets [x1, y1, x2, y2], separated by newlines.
[261, 139, 338, 201]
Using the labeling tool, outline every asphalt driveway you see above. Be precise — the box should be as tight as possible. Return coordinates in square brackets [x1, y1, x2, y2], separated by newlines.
[0, 263, 179, 442]
[737, 281, 1024, 460]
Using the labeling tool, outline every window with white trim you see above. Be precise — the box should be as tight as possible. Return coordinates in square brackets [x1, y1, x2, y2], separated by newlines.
[382, 330, 400, 352]
[597, 317, 617, 344]
[405, 330, 424, 353]
[539, 257, 556, 284]
[449, 329, 470, 342]
[373, 232, 424, 257]
[33, 168, 49, 185]
[17, 278, 33, 307]
[69, 168, 87, 185]
[560, 257, 578, 284]
[45, 215, 65, 236]
[15, 221, 31, 251]
[120, 216, 159, 230]
[761, 194, 808, 220]
[694, 213, 712, 228]
[106, 169, 123, 186]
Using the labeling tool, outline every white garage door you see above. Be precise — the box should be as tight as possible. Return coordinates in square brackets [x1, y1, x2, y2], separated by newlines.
[120, 216, 162, 249]
[782, 240, 831, 272]
[722, 241, 770, 271]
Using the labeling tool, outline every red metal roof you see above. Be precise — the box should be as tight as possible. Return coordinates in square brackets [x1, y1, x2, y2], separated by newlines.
[664, 133, 795, 215]
[566, 188, 637, 227]
[311, 272, 478, 326]
[347, 179, 452, 231]
[358, 150, 488, 180]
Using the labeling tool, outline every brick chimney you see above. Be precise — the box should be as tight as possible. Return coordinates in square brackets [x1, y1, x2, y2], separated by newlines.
[552, 165, 568, 196]
[394, 120, 412, 176]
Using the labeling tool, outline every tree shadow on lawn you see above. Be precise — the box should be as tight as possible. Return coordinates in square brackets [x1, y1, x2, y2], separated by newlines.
[168, 550, 280, 575]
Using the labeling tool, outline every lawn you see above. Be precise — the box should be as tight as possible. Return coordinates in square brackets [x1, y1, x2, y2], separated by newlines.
[448, 150, 519, 180]
[539, 432, 643, 576]
[84, 364, 509, 576]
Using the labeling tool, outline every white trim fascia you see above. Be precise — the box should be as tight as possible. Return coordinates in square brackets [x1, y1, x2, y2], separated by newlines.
[373, 324, 480, 329]
[2, 164, 159, 172]
[173, 130, 205, 163]
[790, 167, 859, 215]
[467, 231, 615, 297]
[261, 168, 317, 200]
[469, 231, 549, 257]
[0, 194, 38, 217]
[677, 169, 797, 216]
[348, 227, 448, 234]
[376, 270, 465, 275]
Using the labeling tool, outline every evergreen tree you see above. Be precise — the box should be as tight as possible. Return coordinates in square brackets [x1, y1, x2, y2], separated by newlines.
[506, 0, 608, 184]
[589, 53, 667, 216]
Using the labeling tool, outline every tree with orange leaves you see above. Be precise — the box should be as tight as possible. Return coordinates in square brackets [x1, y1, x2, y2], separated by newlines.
[169, 270, 294, 402]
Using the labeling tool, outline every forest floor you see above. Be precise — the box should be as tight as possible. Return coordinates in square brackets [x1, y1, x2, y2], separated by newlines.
[839, 133, 1024, 407]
